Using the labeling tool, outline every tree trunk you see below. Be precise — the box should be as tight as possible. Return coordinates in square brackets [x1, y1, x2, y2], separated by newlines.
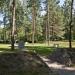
[3, 14, 6, 43]
[69, 0, 74, 49]
[45, 20, 48, 44]
[66, 0, 74, 66]
[32, 0, 36, 44]
[47, 0, 50, 46]
[11, 0, 16, 50]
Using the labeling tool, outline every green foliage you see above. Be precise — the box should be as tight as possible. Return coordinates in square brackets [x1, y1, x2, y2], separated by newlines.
[0, 0, 75, 43]
[62, 0, 73, 40]
[43, 0, 64, 41]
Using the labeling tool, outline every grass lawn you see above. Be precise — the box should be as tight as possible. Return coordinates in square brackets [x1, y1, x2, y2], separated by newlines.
[0, 41, 75, 55]
[26, 41, 75, 48]
[0, 44, 54, 55]
[0, 44, 11, 51]
[26, 46, 54, 56]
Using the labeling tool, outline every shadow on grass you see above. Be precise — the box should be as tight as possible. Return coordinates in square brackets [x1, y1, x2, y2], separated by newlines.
[0, 48, 11, 51]
[26, 46, 55, 56]
[0, 47, 18, 53]
[0, 45, 58, 56]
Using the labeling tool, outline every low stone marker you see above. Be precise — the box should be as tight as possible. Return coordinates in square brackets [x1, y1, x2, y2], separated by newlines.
[18, 40, 25, 50]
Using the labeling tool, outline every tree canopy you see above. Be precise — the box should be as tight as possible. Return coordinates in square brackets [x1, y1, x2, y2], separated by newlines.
[0, 0, 75, 49]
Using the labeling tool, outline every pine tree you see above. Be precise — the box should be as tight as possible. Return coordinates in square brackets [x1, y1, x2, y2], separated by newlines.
[11, 0, 16, 50]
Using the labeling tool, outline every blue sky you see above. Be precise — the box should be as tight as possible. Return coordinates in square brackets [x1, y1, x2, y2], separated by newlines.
[0, 14, 3, 21]
[59, 0, 65, 6]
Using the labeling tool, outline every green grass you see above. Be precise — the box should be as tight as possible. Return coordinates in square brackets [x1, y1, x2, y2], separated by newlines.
[0, 44, 18, 53]
[0, 44, 54, 55]
[26, 41, 75, 48]
[0, 44, 10, 49]
[0, 44, 10, 52]
[0, 41, 75, 55]
[26, 46, 54, 56]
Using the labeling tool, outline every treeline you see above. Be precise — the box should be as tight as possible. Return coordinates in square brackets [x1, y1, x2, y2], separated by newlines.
[0, 0, 75, 43]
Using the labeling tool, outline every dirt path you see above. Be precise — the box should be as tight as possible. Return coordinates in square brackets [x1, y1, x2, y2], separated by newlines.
[40, 56, 75, 75]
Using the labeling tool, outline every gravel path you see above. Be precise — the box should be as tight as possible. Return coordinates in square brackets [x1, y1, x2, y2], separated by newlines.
[40, 56, 75, 75]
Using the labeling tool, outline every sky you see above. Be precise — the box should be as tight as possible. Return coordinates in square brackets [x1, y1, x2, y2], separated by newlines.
[0, 14, 3, 21]
[59, 0, 65, 6]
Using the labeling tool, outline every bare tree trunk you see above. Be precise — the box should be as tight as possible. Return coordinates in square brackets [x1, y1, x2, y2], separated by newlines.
[66, 0, 74, 66]
[47, 0, 50, 46]
[45, 20, 48, 44]
[69, 0, 74, 49]
[32, 0, 36, 44]
[3, 4, 7, 43]
[11, 0, 16, 50]
[52, 24, 54, 41]
[3, 13, 6, 43]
